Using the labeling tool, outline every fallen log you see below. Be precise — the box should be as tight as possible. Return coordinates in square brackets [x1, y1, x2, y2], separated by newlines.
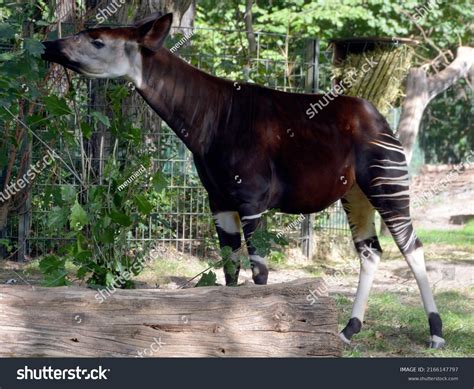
[0, 278, 342, 357]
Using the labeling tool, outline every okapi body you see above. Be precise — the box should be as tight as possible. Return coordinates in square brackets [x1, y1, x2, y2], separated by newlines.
[41, 13, 445, 348]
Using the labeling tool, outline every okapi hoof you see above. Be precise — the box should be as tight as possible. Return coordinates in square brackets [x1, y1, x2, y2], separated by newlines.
[250, 260, 268, 285]
[224, 273, 240, 286]
[429, 335, 446, 349]
[253, 273, 268, 285]
[339, 317, 362, 345]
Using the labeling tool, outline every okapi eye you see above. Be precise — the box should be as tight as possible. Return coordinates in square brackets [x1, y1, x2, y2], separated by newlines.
[91, 40, 105, 49]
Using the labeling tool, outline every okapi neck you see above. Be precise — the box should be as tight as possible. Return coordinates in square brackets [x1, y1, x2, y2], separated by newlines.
[136, 48, 232, 155]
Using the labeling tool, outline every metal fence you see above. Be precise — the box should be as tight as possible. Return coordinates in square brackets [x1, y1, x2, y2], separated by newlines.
[3, 25, 350, 261]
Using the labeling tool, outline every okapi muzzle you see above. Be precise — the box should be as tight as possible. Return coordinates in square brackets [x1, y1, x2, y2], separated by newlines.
[42, 39, 83, 73]
[40, 12, 445, 349]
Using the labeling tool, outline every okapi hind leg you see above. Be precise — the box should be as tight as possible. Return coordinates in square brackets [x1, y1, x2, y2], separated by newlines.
[241, 213, 268, 285]
[339, 185, 382, 344]
[213, 211, 242, 286]
[356, 131, 445, 349]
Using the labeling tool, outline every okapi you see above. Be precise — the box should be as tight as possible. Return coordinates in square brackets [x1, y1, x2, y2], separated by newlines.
[41, 13, 445, 348]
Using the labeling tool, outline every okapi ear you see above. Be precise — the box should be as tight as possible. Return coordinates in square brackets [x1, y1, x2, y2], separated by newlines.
[137, 13, 173, 52]
[133, 12, 163, 29]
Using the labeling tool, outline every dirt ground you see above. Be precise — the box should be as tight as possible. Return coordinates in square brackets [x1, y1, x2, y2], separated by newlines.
[411, 164, 474, 230]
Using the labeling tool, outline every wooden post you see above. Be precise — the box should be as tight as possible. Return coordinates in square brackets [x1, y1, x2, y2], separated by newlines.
[0, 166, 7, 259]
[0, 279, 342, 357]
[301, 39, 319, 259]
[17, 21, 33, 262]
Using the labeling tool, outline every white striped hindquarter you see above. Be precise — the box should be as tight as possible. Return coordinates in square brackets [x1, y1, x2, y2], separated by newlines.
[340, 129, 443, 347]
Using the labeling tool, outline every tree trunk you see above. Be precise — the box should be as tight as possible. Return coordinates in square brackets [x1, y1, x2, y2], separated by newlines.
[0, 279, 342, 357]
[244, 0, 257, 56]
[116, 0, 195, 26]
[397, 46, 474, 164]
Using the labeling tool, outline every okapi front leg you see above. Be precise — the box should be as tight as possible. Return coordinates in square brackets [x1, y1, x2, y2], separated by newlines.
[213, 211, 242, 286]
[241, 214, 268, 285]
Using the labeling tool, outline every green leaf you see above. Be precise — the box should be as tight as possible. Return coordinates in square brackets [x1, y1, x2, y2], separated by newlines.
[44, 95, 72, 116]
[99, 227, 115, 244]
[134, 194, 153, 215]
[77, 266, 90, 279]
[39, 255, 63, 274]
[42, 271, 70, 287]
[92, 111, 111, 128]
[0, 145, 8, 167]
[80, 122, 93, 139]
[69, 200, 88, 231]
[0, 23, 15, 40]
[109, 210, 132, 226]
[152, 170, 168, 192]
[35, 20, 51, 27]
[0, 238, 12, 252]
[39, 255, 70, 286]
[49, 206, 69, 228]
[0, 52, 15, 61]
[240, 255, 251, 269]
[61, 185, 76, 203]
[105, 272, 116, 286]
[195, 271, 217, 287]
[114, 261, 124, 273]
[75, 250, 92, 262]
[250, 229, 286, 257]
[24, 38, 45, 57]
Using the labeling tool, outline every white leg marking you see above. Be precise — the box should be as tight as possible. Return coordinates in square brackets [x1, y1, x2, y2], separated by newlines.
[405, 246, 438, 314]
[241, 213, 263, 221]
[249, 255, 267, 277]
[351, 247, 381, 321]
[213, 212, 241, 234]
[430, 335, 446, 349]
[431, 335, 445, 343]
[339, 332, 352, 344]
[249, 255, 267, 265]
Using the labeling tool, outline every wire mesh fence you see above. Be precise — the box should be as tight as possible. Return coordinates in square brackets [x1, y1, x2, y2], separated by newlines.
[2, 24, 350, 261]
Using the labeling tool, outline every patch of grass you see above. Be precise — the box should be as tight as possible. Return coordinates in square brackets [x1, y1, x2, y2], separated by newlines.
[417, 222, 474, 247]
[335, 288, 474, 357]
[134, 257, 207, 287]
[380, 221, 474, 248]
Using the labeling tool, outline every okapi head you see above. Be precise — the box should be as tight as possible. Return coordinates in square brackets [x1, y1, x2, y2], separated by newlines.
[41, 12, 172, 85]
